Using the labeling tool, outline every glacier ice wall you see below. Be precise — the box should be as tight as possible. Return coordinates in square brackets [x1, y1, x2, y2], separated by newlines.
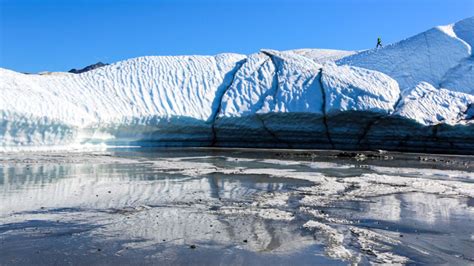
[0, 17, 473, 153]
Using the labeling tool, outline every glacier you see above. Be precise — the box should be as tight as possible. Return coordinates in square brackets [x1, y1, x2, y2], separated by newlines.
[1, 17, 473, 153]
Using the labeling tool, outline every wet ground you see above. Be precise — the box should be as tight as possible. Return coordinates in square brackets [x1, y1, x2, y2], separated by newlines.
[0, 148, 473, 265]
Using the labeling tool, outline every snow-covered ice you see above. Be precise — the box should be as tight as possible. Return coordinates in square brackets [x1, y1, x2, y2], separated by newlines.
[1, 17, 473, 153]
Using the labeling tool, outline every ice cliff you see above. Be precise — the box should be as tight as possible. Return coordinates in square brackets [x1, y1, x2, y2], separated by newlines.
[1, 17, 473, 153]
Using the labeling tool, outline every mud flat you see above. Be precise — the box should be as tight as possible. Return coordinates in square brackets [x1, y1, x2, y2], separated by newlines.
[0, 148, 473, 265]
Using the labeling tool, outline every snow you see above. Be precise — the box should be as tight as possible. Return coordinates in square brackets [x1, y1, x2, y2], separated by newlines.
[394, 82, 474, 125]
[0, 54, 246, 147]
[217, 53, 275, 117]
[321, 63, 400, 114]
[218, 50, 399, 116]
[453, 16, 474, 52]
[440, 57, 474, 94]
[257, 49, 324, 114]
[0, 17, 473, 151]
[0, 54, 246, 125]
[338, 21, 471, 93]
[303, 220, 354, 260]
[285, 48, 356, 64]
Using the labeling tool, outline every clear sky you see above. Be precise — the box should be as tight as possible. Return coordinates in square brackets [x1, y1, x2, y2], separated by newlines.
[0, 0, 473, 73]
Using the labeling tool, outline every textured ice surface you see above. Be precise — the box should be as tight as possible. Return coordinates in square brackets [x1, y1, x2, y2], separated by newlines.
[288, 48, 357, 64]
[1, 17, 473, 152]
[321, 63, 400, 114]
[338, 21, 472, 92]
[395, 82, 474, 125]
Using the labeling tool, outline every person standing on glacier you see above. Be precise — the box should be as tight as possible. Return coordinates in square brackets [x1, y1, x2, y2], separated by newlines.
[376, 37, 383, 48]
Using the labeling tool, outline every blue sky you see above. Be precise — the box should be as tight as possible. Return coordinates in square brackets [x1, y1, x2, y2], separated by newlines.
[0, 0, 473, 73]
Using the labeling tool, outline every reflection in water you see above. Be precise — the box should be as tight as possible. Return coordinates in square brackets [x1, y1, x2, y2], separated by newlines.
[365, 195, 402, 222]
[0, 163, 292, 216]
[0, 150, 473, 265]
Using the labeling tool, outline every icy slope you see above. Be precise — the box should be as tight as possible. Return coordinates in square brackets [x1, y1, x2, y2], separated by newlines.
[453, 16, 474, 50]
[0, 17, 473, 153]
[338, 18, 473, 93]
[440, 58, 474, 94]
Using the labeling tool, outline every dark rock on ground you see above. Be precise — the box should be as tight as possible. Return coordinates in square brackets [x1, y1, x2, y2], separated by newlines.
[69, 62, 109, 74]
